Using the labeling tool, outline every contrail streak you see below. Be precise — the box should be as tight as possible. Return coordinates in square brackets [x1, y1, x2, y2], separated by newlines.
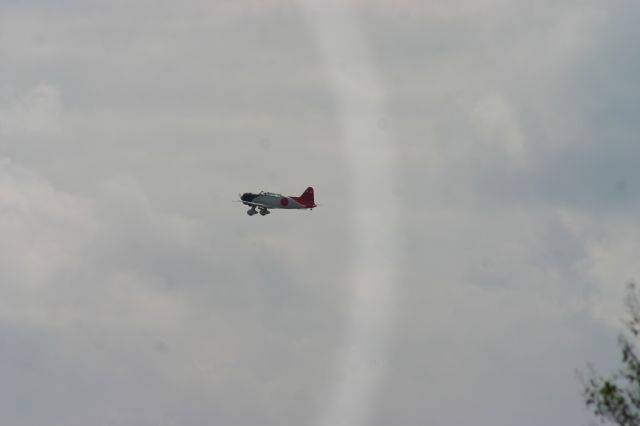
[299, 1, 398, 425]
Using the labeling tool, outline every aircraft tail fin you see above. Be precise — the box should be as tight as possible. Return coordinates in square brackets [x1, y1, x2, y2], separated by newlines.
[295, 187, 315, 208]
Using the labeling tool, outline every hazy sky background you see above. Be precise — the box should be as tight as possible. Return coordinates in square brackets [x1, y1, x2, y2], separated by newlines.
[0, 0, 639, 425]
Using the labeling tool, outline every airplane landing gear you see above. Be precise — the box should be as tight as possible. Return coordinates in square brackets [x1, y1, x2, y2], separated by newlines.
[247, 207, 257, 216]
[259, 209, 270, 216]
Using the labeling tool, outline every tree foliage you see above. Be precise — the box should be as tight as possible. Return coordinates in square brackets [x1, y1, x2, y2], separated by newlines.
[584, 283, 640, 425]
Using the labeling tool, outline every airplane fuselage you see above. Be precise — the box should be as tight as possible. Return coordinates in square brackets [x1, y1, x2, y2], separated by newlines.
[240, 187, 316, 216]
[241, 192, 305, 209]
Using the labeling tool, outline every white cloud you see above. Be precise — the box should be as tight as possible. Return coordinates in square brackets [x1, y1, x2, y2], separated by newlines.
[582, 217, 640, 330]
[470, 94, 527, 166]
[0, 158, 93, 325]
[0, 83, 61, 134]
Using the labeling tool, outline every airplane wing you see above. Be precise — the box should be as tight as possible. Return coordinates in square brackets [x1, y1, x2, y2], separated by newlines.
[242, 200, 270, 208]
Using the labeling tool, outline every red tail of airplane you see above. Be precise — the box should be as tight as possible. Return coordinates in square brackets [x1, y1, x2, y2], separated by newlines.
[292, 187, 316, 209]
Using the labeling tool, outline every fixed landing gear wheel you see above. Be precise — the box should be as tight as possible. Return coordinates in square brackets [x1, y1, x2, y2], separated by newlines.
[260, 210, 270, 216]
[247, 209, 257, 216]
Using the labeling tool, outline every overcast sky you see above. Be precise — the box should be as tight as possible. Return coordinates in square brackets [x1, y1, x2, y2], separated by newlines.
[0, 0, 639, 425]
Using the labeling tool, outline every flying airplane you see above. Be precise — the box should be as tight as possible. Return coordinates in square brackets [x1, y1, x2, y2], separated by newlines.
[240, 187, 316, 216]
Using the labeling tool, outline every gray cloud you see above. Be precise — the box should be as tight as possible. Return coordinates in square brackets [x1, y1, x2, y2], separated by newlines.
[0, 0, 638, 425]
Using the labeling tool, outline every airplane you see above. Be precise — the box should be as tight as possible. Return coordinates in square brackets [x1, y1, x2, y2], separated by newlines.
[240, 187, 316, 216]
